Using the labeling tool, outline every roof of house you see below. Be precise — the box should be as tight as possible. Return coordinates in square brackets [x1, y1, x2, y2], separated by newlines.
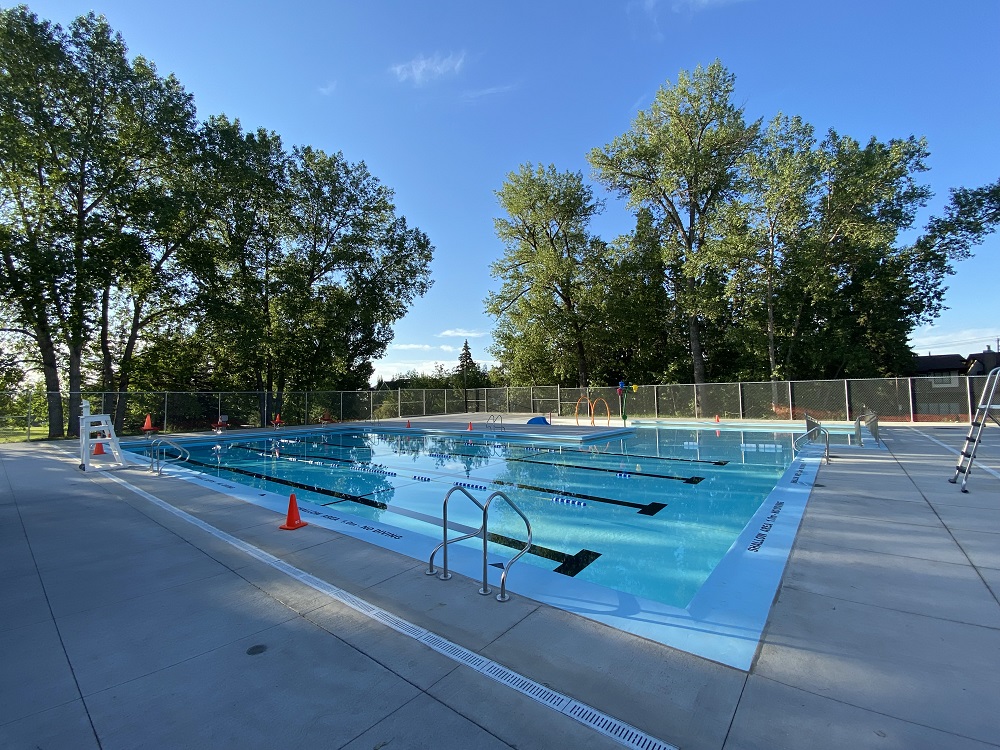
[913, 353, 968, 375]
[967, 349, 1000, 375]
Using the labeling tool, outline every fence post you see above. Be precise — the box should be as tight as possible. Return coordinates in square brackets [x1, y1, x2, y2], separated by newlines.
[966, 376, 974, 424]
[530, 386, 534, 414]
[908, 378, 915, 422]
[654, 385, 659, 418]
[787, 382, 793, 421]
[26, 399, 31, 441]
[397, 388, 401, 418]
[505, 387, 510, 413]
[844, 380, 851, 421]
[693, 384, 698, 419]
[369, 391, 373, 420]
[340, 391, 344, 422]
[738, 382, 744, 420]
[163, 392, 169, 433]
[305, 391, 309, 425]
[557, 385, 561, 418]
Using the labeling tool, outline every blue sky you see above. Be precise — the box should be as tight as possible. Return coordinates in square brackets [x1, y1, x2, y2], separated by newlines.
[26, 0, 1000, 379]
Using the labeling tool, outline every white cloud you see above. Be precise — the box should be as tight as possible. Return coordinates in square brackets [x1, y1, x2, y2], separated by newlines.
[439, 345, 459, 353]
[909, 327, 999, 355]
[371, 358, 450, 383]
[462, 84, 516, 101]
[390, 52, 465, 85]
[670, 0, 749, 11]
[437, 328, 487, 338]
[317, 80, 337, 96]
[392, 343, 433, 351]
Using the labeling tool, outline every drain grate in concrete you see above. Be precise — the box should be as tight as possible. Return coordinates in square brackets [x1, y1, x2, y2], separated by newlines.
[566, 702, 677, 750]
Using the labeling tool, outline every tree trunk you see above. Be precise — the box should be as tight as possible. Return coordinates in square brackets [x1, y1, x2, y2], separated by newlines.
[688, 313, 705, 384]
[38, 328, 64, 438]
[576, 338, 588, 388]
[767, 272, 777, 379]
[66, 343, 84, 438]
[111, 298, 146, 432]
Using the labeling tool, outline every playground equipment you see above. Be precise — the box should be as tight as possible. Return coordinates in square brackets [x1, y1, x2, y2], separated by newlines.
[574, 395, 611, 426]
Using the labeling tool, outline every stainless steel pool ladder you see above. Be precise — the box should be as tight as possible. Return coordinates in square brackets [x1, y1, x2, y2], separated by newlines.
[426, 486, 532, 602]
[486, 414, 506, 431]
[950, 366, 1000, 492]
[148, 437, 191, 475]
[853, 410, 880, 447]
[793, 413, 830, 463]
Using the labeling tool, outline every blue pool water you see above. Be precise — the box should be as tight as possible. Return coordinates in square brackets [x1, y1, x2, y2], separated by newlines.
[132, 425, 797, 610]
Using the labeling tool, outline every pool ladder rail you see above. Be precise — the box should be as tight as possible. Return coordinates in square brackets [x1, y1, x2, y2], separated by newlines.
[950, 366, 1000, 492]
[853, 410, 880, 447]
[793, 413, 831, 464]
[426, 486, 531, 602]
[148, 437, 191, 475]
[486, 414, 506, 431]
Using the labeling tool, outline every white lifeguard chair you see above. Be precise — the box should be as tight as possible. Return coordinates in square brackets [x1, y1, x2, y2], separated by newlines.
[79, 400, 126, 471]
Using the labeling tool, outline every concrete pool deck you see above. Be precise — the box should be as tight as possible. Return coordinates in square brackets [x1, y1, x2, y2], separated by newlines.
[1, 421, 998, 749]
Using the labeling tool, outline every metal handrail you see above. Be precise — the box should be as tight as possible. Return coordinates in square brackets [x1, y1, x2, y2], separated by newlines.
[483, 490, 532, 602]
[426, 486, 532, 602]
[793, 415, 830, 464]
[486, 414, 506, 431]
[426, 486, 487, 582]
[149, 437, 190, 475]
[862, 411, 880, 446]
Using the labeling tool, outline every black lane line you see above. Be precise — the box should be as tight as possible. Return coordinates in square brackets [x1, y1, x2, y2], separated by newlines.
[223, 444, 672, 514]
[484, 531, 601, 577]
[548, 445, 729, 466]
[230, 443, 364, 467]
[490, 480, 666, 515]
[185, 458, 389, 510]
[427, 442, 707, 482]
[451, 439, 728, 467]
[505, 455, 704, 484]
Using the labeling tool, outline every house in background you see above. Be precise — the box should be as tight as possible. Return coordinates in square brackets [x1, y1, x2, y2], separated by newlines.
[966, 347, 1000, 376]
[912, 353, 968, 384]
[911, 348, 998, 421]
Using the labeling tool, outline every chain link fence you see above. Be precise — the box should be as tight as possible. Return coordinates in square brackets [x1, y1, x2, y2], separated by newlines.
[1, 375, 993, 441]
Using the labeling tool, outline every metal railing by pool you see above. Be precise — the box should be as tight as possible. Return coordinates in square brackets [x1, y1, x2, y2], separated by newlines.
[0, 374, 992, 439]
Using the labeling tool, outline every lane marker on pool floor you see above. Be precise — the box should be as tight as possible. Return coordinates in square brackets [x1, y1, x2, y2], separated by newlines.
[101, 471, 677, 750]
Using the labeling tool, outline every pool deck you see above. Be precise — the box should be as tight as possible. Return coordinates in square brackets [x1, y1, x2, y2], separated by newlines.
[2, 418, 998, 749]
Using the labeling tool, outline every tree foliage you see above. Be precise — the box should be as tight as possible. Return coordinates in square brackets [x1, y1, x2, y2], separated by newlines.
[0, 7, 433, 433]
[487, 164, 606, 386]
[488, 61, 989, 385]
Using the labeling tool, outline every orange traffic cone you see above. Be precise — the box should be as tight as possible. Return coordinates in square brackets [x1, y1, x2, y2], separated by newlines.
[715, 414, 720, 423]
[406, 420, 411, 428]
[279, 493, 308, 530]
[142, 414, 154, 431]
[468, 422, 473, 431]
[92, 441, 106, 456]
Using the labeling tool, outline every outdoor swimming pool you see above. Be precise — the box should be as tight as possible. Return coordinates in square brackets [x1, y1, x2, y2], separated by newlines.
[122, 421, 838, 667]
[130, 424, 801, 599]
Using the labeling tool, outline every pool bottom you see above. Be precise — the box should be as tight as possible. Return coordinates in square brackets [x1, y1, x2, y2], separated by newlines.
[125, 448, 821, 670]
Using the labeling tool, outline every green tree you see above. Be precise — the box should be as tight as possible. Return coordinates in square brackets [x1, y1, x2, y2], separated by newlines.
[284, 145, 433, 391]
[191, 115, 290, 422]
[486, 164, 606, 386]
[0, 7, 197, 435]
[192, 121, 434, 420]
[717, 114, 819, 381]
[456, 339, 490, 410]
[589, 60, 760, 384]
[914, 177, 1000, 284]
[794, 131, 933, 377]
